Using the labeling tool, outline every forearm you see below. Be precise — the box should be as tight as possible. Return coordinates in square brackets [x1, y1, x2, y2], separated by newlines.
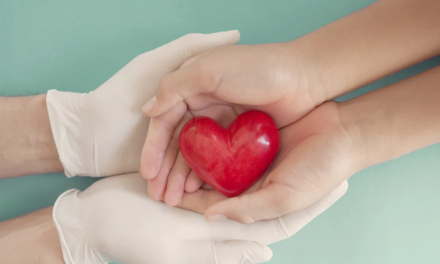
[0, 207, 64, 264]
[0, 95, 63, 178]
[291, 0, 440, 100]
[340, 65, 440, 168]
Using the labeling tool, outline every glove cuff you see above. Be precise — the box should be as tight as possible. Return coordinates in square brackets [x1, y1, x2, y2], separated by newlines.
[53, 189, 105, 264]
[46, 90, 92, 177]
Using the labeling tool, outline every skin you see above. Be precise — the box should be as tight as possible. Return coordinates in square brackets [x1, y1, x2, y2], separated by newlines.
[0, 95, 63, 179]
[5, 69, 439, 260]
[0, 207, 64, 264]
[176, 66, 440, 223]
[140, 0, 440, 222]
[0, 95, 64, 262]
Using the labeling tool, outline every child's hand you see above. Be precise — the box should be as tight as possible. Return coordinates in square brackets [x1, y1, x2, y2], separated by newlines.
[170, 63, 440, 224]
[140, 43, 327, 205]
[174, 102, 363, 223]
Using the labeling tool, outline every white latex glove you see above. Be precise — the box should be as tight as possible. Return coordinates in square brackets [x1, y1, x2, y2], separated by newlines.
[53, 173, 348, 264]
[46, 31, 240, 177]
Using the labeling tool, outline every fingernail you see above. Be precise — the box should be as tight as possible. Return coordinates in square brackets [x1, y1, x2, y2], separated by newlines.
[207, 214, 226, 222]
[142, 96, 157, 112]
[164, 193, 181, 207]
[141, 163, 157, 180]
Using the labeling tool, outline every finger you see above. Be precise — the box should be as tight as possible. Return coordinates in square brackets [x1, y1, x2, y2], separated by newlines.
[139, 101, 186, 180]
[147, 150, 177, 201]
[147, 126, 185, 200]
[205, 182, 302, 224]
[228, 181, 349, 246]
[179, 175, 266, 215]
[148, 110, 193, 200]
[178, 176, 265, 214]
[142, 30, 240, 113]
[178, 188, 226, 214]
[142, 31, 240, 80]
[185, 240, 272, 264]
[164, 152, 191, 206]
[140, 30, 240, 178]
[148, 171, 168, 201]
[184, 170, 205, 193]
[164, 30, 240, 67]
[180, 51, 205, 69]
[144, 62, 219, 117]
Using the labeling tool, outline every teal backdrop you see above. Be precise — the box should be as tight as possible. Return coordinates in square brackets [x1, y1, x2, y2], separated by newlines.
[1, 1, 440, 263]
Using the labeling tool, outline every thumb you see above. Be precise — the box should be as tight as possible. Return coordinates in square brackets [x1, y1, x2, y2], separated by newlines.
[142, 30, 240, 116]
[186, 240, 273, 264]
[205, 181, 348, 224]
[205, 183, 295, 224]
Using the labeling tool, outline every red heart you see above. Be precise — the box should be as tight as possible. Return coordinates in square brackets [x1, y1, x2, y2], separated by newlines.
[179, 110, 279, 197]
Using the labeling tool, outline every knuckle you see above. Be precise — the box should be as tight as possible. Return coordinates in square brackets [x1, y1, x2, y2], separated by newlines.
[157, 75, 184, 103]
[144, 138, 162, 154]
[156, 116, 178, 135]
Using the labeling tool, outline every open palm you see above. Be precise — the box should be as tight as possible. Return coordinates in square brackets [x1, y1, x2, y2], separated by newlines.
[171, 102, 362, 223]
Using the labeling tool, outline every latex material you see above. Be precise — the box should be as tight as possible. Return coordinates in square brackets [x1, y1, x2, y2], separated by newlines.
[179, 110, 279, 197]
[53, 173, 348, 264]
[46, 31, 240, 177]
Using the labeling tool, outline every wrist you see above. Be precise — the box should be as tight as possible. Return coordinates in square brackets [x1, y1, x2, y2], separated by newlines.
[0, 95, 63, 178]
[337, 102, 372, 170]
[338, 93, 402, 169]
[0, 207, 65, 264]
[278, 40, 329, 106]
[338, 65, 440, 168]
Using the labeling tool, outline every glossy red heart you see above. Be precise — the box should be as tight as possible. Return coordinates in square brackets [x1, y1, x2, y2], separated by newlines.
[179, 110, 279, 197]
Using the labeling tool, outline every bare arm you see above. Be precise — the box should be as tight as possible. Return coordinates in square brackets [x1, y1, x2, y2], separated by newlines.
[0, 207, 64, 264]
[341, 65, 440, 168]
[0, 95, 63, 178]
[292, 0, 440, 101]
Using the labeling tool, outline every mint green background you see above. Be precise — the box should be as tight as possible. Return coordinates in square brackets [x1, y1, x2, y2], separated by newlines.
[1, 1, 440, 263]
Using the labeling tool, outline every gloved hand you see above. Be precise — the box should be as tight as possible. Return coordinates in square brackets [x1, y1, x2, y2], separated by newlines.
[53, 173, 348, 264]
[46, 31, 240, 177]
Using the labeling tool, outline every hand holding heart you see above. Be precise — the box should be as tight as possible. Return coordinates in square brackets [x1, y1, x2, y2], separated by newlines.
[140, 44, 362, 223]
[141, 44, 316, 204]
